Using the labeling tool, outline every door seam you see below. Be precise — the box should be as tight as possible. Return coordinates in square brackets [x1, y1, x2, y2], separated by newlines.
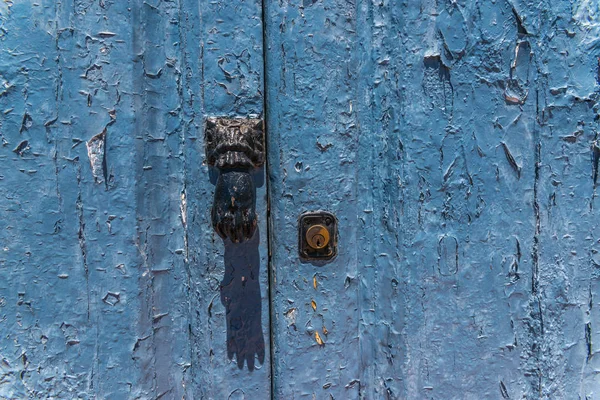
[260, 0, 276, 398]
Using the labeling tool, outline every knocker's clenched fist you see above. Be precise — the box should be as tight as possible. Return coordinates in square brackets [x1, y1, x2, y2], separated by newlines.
[205, 117, 264, 243]
[212, 171, 257, 243]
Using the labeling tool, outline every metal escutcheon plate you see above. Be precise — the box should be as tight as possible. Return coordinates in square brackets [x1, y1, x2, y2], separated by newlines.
[298, 211, 338, 261]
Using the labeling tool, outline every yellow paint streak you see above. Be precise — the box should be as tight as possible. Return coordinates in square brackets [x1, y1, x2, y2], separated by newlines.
[311, 300, 317, 311]
[322, 326, 328, 335]
[313, 276, 317, 289]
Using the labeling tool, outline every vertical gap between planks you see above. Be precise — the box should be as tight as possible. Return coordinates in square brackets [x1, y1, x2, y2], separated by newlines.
[260, 0, 276, 397]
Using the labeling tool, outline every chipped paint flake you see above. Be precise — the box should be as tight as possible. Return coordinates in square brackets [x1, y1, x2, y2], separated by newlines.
[86, 128, 106, 184]
[284, 308, 298, 327]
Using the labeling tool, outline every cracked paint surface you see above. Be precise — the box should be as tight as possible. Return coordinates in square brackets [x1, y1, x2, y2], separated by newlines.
[266, 0, 600, 398]
[1, 0, 600, 399]
[0, 0, 268, 398]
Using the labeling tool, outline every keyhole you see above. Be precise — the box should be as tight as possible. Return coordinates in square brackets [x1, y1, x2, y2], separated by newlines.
[311, 234, 325, 249]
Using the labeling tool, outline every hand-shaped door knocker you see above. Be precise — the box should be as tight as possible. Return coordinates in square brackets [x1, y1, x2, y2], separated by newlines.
[205, 118, 265, 243]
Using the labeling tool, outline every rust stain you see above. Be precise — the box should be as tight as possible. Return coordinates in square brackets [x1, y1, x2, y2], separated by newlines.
[315, 331, 324, 346]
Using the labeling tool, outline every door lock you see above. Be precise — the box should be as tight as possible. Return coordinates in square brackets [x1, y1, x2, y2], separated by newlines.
[299, 212, 337, 261]
[306, 225, 330, 249]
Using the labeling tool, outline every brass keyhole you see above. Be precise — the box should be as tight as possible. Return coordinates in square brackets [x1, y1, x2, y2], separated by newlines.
[306, 225, 330, 250]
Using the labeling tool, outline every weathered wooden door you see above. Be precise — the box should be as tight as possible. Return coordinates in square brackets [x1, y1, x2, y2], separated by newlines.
[0, 0, 271, 398]
[266, 0, 600, 398]
[2, 0, 600, 399]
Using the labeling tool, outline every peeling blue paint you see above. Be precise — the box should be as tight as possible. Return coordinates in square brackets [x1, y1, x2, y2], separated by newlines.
[266, 0, 600, 398]
[1, 0, 599, 398]
[0, 0, 268, 398]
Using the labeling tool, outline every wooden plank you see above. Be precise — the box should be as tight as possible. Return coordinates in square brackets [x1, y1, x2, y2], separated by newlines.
[0, 1, 186, 397]
[357, 1, 538, 398]
[0, 2, 81, 397]
[532, 1, 600, 397]
[128, 0, 190, 397]
[361, 0, 538, 397]
[265, 0, 362, 397]
[183, 0, 271, 397]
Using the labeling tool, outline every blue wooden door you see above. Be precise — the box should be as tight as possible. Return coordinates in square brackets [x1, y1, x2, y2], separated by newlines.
[265, 0, 600, 399]
[0, 0, 271, 398]
[2, 0, 600, 399]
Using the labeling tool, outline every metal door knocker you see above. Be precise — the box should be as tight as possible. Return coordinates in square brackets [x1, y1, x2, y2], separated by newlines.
[205, 117, 265, 243]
